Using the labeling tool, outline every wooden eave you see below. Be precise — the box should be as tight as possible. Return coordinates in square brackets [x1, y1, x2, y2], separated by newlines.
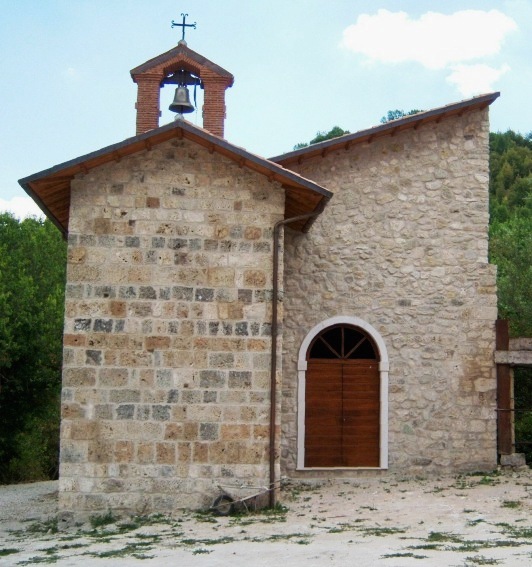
[19, 120, 331, 237]
[271, 92, 500, 167]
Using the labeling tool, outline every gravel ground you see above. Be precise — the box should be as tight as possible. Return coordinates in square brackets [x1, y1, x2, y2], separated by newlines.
[1, 469, 532, 566]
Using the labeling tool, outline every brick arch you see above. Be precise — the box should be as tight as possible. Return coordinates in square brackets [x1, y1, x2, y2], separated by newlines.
[159, 58, 204, 82]
[297, 316, 389, 469]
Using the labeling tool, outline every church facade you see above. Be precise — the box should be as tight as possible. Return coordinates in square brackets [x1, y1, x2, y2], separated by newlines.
[20, 39, 499, 521]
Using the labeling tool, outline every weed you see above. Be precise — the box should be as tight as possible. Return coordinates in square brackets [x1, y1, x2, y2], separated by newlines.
[501, 500, 522, 509]
[464, 556, 500, 565]
[359, 527, 406, 537]
[26, 517, 58, 534]
[18, 555, 60, 564]
[283, 482, 321, 500]
[228, 503, 288, 526]
[88, 541, 154, 559]
[181, 536, 235, 546]
[478, 475, 500, 486]
[89, 511, 117, 528]
[58, 543, 85, 549]
[192, 548, 212, 554]
[467, 519, 485, 526]
[409, 543, 442, 550]
[466, 470, 501, 479]
[381, 552, 428, 559]
[495, 522, 532, 539]
[427, 531, 463, 543]
[251, 532, 311, 543]
[328, 523, 357, 534]
[134, 533, 162, 542]
[0, 548, 19, 556]
[43, 546, 59, 555]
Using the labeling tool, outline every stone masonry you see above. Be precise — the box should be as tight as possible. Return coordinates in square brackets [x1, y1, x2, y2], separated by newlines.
[281, 109, 498, 477]
[60, 138, 284, 519]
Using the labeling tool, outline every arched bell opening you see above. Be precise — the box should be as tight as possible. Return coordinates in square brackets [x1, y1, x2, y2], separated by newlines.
[297, 316, 389, 470]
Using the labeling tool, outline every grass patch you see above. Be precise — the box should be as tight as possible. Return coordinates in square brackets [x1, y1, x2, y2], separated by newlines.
[464, 556, 500, 565]
[359, 527, 406, 537]
[228, 503, 288, 526]
[181, 536, 235, 546]
[17, 555, 60, 565]
[381, 552, 428, 559]
[89, 511, 117, 528]
[284, 482, 322, 501]
[0, 548, 19, 556]
[495, 522, 532, 540]
[251, 532, 311, 543]
[467, 519, 485, 526]
[409, 543, 442, 550]
[328, 524, 354, 534]
[427, 531, 463, 543]
[26, 517, 58, 534]
[87, 541, 154, 559]
[501, 500, 522, 509]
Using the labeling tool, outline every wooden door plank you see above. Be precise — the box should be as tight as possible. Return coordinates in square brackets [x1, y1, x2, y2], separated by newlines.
[305, 362, 343, 467]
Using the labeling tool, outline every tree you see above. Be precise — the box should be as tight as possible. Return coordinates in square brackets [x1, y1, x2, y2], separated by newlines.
[293, 126, 350, 150]
[0, 213, 66, 482]
[380, 109, 423, 124]
[489, 216, 532, 337]
[489, 131, 532, 223]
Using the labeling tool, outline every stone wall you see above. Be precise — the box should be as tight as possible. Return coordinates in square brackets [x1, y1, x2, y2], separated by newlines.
[281, 110, 498, 477]
[60, 138, 284, 520]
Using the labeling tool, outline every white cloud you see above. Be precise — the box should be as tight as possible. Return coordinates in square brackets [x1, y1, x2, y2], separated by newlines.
[62, 67, 81, 81]
[446, 63, 511, 97]
[341, 9, 517, 69]
[0, 196, 44, 220]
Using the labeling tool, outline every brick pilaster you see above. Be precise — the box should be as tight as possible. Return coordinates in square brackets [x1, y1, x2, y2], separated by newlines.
[202, 75, 231, 138]
[135, 74, 163, 135]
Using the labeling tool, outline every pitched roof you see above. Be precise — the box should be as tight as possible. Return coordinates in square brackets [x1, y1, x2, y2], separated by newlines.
[130, 41, 234, 86]
[271, 92, 500, 166]
[19, 120, 332, 237]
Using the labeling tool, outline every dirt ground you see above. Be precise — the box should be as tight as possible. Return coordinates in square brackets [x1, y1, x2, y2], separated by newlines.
[1, 469, 532, 566]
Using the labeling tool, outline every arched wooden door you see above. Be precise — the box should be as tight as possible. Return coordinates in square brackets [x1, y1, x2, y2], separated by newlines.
[305, 324, 380, 467]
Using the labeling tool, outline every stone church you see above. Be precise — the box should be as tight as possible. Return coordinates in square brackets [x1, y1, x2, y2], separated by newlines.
[20, 37, 499, 520]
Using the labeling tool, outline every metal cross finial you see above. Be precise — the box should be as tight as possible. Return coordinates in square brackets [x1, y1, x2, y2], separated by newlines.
[171, 13, 196, 42]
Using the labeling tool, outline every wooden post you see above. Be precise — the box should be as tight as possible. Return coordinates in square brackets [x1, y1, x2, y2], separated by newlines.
[496, 319, 512, 455]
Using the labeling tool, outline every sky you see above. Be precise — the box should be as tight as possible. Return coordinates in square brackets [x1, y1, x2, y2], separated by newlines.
[1, 0, 531, 219]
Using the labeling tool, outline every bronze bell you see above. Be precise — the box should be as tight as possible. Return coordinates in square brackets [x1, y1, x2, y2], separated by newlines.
[169, 86, 195, 115]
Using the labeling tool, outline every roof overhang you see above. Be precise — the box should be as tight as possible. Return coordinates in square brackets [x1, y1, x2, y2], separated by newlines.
[130, 42, 234, 86]
[271, 92, 500, 167]
[19, 121, 332, 237]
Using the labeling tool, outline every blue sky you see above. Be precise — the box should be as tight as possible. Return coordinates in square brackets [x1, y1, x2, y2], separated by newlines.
[1, 0, 531, 218]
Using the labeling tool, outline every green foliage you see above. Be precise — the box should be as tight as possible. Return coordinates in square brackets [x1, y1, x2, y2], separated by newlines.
[0, 213, 66, 483]
[90, 511, 118, 528]
[489, 131, 532, 463]
[489, 130, 532, 223]
[380, 109, 423, 124]
[489, 216, 532, 336]
[293, 126, 350, 150]
[513, 368, 532, 463]
[488, 131, 532, 336]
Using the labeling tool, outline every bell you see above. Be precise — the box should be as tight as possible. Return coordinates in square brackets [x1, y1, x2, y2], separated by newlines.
[169, 86, 195, 115]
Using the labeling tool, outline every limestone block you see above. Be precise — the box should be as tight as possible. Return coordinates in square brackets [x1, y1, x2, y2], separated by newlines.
[500, 453, 527, 468]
